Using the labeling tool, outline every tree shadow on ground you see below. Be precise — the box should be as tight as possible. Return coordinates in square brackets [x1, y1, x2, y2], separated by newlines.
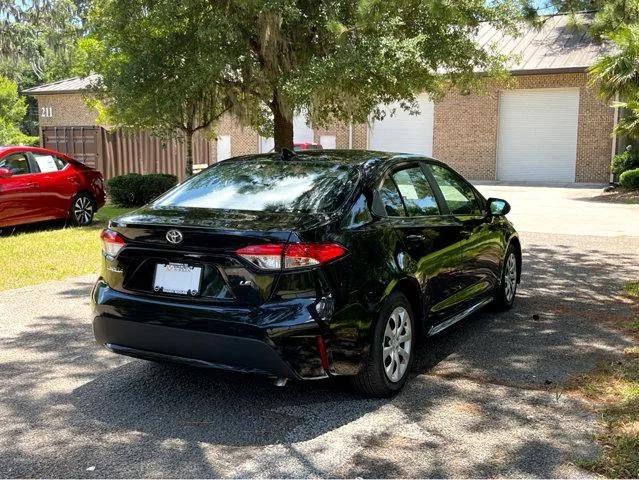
[0, 241, 636, 477]
[0, 219, 77, 236]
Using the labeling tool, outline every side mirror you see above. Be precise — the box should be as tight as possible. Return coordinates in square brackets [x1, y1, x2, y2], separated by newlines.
[487, 197, 511, 216]
[0, 168, 12, 179]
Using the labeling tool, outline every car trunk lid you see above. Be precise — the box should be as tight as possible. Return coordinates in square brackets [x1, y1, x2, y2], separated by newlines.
[105, 206, 334, 306]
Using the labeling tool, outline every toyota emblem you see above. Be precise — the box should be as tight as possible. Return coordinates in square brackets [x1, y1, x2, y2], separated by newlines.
[166, 229, 183, 244]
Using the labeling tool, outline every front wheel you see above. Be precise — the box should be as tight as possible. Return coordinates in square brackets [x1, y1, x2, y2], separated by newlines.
[70, 193, 95, 226]
[494, 245, 518, 310]
[351, 292, 415, 397]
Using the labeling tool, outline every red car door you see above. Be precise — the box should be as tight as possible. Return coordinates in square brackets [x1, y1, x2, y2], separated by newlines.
[0, 152, 43, 227]
[28, 152, 77, 220]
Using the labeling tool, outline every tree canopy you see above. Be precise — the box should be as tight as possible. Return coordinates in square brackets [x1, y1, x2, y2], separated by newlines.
[0, 75, 37, 145]
[0, 0, 88, 87]
[585, 1, 639, 140]
[85, 0, 527, 154]
[84, 0, 244, 175]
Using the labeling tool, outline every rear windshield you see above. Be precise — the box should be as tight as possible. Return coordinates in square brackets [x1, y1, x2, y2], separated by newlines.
[153, 159, 359, 213]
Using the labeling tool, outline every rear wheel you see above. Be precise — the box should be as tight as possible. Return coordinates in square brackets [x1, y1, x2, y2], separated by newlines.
[494, 245, 518, 310]
[70, 193, 95, 226]
[351, 292, 415, 397]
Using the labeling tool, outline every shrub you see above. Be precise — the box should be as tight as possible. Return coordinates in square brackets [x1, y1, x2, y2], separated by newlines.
[619, 168, 639, 190]
[107, 173, 177, 207]
[612, 150, 639, 176]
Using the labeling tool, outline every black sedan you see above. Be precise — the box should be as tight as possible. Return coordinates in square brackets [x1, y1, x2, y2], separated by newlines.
[92, 150, 521, 396]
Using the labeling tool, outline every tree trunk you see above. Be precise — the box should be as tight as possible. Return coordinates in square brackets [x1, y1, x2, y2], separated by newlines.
[185, 129, 194, 177]
[271, 96, 294, 152]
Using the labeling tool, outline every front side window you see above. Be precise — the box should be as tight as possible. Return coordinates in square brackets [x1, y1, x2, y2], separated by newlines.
[428, 164, 481, 215]
[32, 153, 66, 173]
[0, 153, 30, 175]
[153, 160, 359, 213]
[391, 166, 439, 216]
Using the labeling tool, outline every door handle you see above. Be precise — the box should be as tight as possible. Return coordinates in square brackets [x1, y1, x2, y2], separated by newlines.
[460, 230, 472, 239]
[405, 234, 426, 242]
[26, 182, 39, 189]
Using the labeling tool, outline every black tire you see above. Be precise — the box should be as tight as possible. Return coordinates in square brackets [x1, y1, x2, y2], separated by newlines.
[494, 244, 518, 310]
[70, 192, 95, 226]
[351, 292, 415, 397]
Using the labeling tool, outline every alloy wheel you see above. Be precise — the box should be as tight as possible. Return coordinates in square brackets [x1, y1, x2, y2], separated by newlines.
[382, 306, 412, 383]
[504, 253, 517, 302]
[74, 196, 94, 225]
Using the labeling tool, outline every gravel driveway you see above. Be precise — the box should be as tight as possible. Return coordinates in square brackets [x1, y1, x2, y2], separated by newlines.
[0, 185, 637, 478]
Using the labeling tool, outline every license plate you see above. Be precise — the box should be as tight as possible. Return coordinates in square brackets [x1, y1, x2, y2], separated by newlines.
[153, 262, 202, 296]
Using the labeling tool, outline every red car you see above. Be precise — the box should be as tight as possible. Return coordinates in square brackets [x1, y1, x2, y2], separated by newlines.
[293, 142, 323, 152]
[0, 146, 106, 228]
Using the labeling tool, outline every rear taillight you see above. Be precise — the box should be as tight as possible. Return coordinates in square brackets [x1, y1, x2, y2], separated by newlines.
[236, 243, 347, 270]
[101, 229, 126, 258]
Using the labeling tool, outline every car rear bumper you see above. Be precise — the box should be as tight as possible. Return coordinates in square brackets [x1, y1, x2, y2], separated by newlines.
[94, 316, 299, 378]
[91, 279, 330, 380]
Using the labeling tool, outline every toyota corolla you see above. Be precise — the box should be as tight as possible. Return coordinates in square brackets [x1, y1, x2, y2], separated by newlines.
[92, 150, 520, 396]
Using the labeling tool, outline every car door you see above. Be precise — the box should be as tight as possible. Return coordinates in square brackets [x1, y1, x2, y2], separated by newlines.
[427, 163, 503, 305]
[28, 152, 77, 220]
[0, 152, 42, 227]
[375, 162, 467, 323]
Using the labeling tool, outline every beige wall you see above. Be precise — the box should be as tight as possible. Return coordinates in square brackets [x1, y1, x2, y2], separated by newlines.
[432, 73, 614, 183]
[34, 73, 615, 182]
[433, 86, 500, 181]
[215, 114, 260, 161]
[314, 123, 350, 149]
[34, 93, 99, 128]
[317, 73, 614, 183]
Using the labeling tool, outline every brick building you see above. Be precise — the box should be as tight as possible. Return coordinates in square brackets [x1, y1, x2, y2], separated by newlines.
[24, 13, 616, 183]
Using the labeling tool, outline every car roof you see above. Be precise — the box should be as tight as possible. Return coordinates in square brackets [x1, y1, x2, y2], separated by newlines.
[0, 145, 73, 160]
[228, 149, 434, 164]
[224, 149, 445, 180]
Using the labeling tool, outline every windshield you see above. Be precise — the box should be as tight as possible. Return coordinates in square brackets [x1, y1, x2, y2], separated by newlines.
[153, 159, 360, 213]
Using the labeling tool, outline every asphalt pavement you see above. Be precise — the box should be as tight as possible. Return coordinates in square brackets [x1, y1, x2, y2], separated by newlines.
[0, 185, 637, 478]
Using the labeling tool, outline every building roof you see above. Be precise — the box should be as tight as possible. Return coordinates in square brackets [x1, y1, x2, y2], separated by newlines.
[477, 12, 610, 74]
[21, 75, 100, 95]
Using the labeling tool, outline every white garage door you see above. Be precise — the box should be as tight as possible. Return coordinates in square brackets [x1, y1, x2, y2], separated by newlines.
[497, 88, 580, 183]
[369, 94, 434, 155]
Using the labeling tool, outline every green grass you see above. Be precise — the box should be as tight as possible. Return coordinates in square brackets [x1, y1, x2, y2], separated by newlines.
[573, 285, 639, 478]
[574, 349, 639, 478]
[625, 281, 639, 298]
[0, 205, 134, 291]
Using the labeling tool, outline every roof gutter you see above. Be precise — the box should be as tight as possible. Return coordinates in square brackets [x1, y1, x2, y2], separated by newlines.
[21, 90, 89, 96]
[509, 66, 590, 76]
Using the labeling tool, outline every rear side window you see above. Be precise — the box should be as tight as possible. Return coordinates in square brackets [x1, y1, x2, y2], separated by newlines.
[378, 176, 406, 217]
[32, 153, 66, 172]
[391, 167, 439, 216]
[0, 153, 30, 175]
[428, 164, 481, 215]
[153, 160, 359, 213]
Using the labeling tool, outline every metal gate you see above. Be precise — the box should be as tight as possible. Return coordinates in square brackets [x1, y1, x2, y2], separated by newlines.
[41, 126, 102, 171]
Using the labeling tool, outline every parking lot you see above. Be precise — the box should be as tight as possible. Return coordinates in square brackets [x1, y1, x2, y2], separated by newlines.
[0, 185, 637, 477]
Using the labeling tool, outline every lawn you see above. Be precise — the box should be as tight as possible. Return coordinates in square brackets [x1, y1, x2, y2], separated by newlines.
[626, 281, 639, 298]
[574, 347, 639, 478]
[572, 282, 639, 478]
[0, 205, 134, 291]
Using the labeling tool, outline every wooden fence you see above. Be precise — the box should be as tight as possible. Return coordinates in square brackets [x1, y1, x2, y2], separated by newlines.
[42, 126, 215, 181]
